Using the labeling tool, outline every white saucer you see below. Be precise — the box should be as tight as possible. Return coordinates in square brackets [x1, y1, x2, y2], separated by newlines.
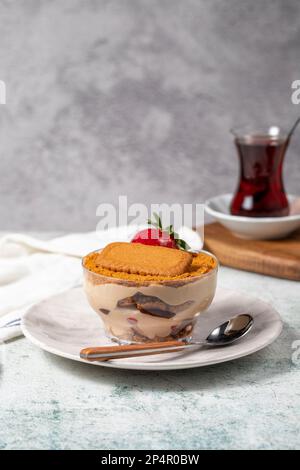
[205, 194, 300, 240]
[21, 287, 282, 371]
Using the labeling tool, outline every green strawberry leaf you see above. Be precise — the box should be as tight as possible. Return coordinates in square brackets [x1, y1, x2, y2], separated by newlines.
[165, 225, 174, 236]
[175, 238, 191, 251]
[147, 213, 192, 251]
[153, 213, 162, 229]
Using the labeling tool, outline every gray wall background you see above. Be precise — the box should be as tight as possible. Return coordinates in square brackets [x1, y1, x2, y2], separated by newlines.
[0, 0, 299, 231]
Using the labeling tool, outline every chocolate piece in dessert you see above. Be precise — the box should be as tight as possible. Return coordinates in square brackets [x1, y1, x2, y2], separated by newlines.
[131, 321, 195, 343]
[171, 318, 194, 335]
[117, 292, 194, 319]
[99, 308, 110, 315]
[117, 297, 137, 309]
[137, 307, 174, 319]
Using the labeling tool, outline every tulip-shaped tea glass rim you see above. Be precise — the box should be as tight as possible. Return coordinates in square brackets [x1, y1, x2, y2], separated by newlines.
[230, 124, 289, 142]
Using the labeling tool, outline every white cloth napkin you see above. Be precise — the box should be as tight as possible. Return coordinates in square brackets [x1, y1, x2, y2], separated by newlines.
[0, 226, 202, 341]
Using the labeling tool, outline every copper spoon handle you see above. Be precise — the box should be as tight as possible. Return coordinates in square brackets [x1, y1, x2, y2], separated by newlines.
[80, 340, 188, 361]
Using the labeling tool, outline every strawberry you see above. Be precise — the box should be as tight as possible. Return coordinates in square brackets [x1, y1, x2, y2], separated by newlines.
[131, 213, 190, 251]
[131, 228, 178, 248]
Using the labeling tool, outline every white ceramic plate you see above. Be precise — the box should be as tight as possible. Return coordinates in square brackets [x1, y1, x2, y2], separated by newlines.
[21, 287, 282, 371]
[205, 193, 300, 239]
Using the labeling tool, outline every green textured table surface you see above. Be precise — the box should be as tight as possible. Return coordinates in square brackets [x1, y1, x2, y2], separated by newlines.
[0, 265, 299, 450]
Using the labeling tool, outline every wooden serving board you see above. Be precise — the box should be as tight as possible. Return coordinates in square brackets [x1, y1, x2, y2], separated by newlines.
[203, 222, 300, 281]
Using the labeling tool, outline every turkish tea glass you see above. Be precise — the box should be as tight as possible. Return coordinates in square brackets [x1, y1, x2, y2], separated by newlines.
[230, 125, 290, 217]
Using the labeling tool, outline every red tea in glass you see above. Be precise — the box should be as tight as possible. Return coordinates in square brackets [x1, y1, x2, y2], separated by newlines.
[230, 126, 290, 217]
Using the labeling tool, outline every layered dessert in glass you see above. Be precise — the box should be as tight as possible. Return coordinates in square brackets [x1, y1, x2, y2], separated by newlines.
[83, 242, 218, 344]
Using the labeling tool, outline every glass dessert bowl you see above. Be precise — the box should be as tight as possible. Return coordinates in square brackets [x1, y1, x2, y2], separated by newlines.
[82, 242, 218, 344]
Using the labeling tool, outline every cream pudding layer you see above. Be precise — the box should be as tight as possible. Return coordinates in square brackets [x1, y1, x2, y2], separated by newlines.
[83, 268, 217, 343]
